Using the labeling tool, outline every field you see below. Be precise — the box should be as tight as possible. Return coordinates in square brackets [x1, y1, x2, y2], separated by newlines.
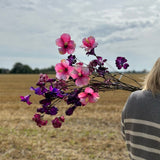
[0, 74, 144, 160]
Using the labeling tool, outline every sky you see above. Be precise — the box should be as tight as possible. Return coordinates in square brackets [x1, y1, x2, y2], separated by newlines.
[0, 0, 160, 71]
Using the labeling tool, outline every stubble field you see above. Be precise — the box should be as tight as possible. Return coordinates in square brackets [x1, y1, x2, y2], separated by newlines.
[0, 74, 144, 160]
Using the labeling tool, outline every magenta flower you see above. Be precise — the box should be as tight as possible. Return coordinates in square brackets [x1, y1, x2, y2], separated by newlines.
[32, 114, 48, 127]
[70, 64, 90, 87]
[56, 33, 76, 54]
[78, 87, 99, 106]
[55, 59, 74, 81]
[20, 95, 32, 105]
[81, 36, 98, 51]
[52, 116, 65, 128]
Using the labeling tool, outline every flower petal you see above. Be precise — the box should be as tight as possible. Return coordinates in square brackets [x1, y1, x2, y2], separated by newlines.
[79, 97, 88, 105]
[58, 48, 66, 55]
[78, 92, 87, 98]
[56, 38, 64, 47]
[61, 33, 71, 43]
[75, 77, 90, 87]
[85, 87, 94, 94]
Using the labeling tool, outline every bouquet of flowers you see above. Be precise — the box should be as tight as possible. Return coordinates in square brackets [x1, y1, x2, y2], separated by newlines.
[20, 33, 141, 128]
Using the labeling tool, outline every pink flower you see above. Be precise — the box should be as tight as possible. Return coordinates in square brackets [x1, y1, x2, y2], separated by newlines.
[78, 87, 99, 105]
[70, 63, 90, 87]
[81, 36, 98, 51]
[39, 73, 49, 82]
[55, 59, 74, 81]
[56, 33, 76, 54]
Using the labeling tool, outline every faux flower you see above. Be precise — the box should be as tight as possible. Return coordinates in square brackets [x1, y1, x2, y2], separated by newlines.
[39, 73, 49, 82]
[20, 95, 32, 105]
[46, 106, 58, 115]
[78, 87, 99, 105]
[67, 54, 77, 66]
[56, 33, 76, 54]
[115, 57, 129, 70]
[81, 36, 98, 51]
[54, 79, 68, 90]
[30, 87, 42, 95]
[65, 106, 77, 116]
[66, 89, 82, 106]
[32, 114, 48, 127]
[39, 98, 51, 107]
[70, 63, 90, 87]
[52, 116, 65, 128]
[55, 59, 74, 81]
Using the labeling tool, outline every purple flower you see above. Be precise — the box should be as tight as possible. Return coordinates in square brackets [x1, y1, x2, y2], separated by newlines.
[96, 66, 108, 76]
[45, 87, 65, 99]
[65, 106, 77, 116]
[67, 54, 77, 66]
[20, 95, 32, 105]
[86, 48, 96, 56]
[67, 89, 82, 106]
[51, 87, 64, 98]
[96, 56, 107, 66]
[39, 98, 51, 107]
[30, 87, 42, 95]
[49, 106, 58, 115]
[115, 57, 129, 70]
[37, 107, 45, 113]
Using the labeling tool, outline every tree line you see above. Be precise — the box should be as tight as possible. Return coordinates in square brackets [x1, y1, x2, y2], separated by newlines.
[0, 62, 56, 74]
[0, 62, 147, 74]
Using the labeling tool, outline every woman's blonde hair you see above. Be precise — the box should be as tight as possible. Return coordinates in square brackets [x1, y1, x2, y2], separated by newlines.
[143, 57, 160, 95]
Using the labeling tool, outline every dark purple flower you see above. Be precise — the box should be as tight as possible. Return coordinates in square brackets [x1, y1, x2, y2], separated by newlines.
[51, 88, 64, 98]
[115, 57, 129, 70]
[65, 106, 77, 116]
[20, 95, 32, 105]
[49, 106, 58, 115]
[96, 56, 107, 66]
[37, 107, 45, 113]
[86, 48, 96, 56]
[39, 98, 51, 107]
[67, 89, 82, 106]
[67, 54, 77, 66]
[45, 87, 65, 99]
[97, 66, 108, 76]
[47, 78, 56, 83]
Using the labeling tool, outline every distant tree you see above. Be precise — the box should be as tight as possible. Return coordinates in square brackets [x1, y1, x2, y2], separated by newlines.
[39, 65, 56, 74]
[10, 62, 32, 74]
[0, 68, 10, 74]
[33, 68, 40, 74]
[9, 62, 56, 74]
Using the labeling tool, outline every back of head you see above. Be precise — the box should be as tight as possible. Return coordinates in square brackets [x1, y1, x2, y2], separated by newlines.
[143, 57, 160, 95]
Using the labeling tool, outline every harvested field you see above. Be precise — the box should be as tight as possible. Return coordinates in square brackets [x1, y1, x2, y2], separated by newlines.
[0, 74, 144, 160]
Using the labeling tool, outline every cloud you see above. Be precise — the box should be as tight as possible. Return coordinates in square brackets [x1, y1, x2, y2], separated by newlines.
[0, 0, 160, 71]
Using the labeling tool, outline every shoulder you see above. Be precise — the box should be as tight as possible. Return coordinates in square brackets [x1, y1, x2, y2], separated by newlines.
[129, 90, 151, 100]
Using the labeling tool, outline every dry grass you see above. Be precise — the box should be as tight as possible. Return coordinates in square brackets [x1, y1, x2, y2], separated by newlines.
[0, 74, 145, 160]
